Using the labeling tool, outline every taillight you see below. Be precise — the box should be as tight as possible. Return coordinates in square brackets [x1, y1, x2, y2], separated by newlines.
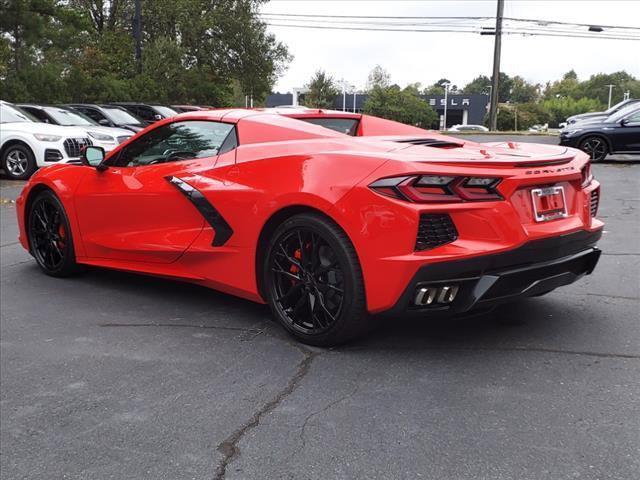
[369, 175, 502, 203]
[581, 163, 593, 188]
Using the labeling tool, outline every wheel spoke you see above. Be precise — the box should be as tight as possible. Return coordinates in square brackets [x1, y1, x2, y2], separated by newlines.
[271, 267, 301, 282]
[276, 283, 304, 306]
[278, 243, 303, 270]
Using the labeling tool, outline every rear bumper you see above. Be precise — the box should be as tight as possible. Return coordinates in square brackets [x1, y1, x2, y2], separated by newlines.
[381, 229, 602, 317]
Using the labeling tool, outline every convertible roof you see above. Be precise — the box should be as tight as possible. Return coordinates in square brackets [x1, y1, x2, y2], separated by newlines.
[170, 109, 347, 145]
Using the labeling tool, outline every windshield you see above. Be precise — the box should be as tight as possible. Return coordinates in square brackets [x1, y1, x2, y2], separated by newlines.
[152, 106, 178, 117]
[44, 107, 97, 126]
[606, 99, 637, 114]
[0, 103, 36, 123]
[607, 104, 640, 123]
[103, 107, 143, 125]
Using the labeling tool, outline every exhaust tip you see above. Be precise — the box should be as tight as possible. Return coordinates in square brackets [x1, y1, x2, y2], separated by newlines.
[414, 285, 459, 306]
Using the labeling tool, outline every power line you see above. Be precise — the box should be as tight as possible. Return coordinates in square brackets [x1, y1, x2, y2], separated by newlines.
[263, 22, 640, 41]
[261, 12, 640, 32]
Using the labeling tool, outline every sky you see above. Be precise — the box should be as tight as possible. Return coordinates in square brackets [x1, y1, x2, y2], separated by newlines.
[261, 0, 640, 93]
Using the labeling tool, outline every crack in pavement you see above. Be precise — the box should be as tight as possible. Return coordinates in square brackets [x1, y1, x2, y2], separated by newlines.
[339, 345, 640, 359]
[288, 382, 361, 462]
[213, 345, 320, 480]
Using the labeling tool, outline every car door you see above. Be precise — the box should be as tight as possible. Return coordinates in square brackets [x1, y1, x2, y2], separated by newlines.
[611, 110, 640, 152]
[73, 120, 236, 264]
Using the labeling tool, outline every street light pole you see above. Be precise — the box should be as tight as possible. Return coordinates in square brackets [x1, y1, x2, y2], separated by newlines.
[606, 84, 615, 108]
[488, 0, 504, 131]
[443, 82, 451, 130]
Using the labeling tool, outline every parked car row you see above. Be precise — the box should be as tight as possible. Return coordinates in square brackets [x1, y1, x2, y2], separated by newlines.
[1, 101, 212, 179]
[559, 100, 640, 162]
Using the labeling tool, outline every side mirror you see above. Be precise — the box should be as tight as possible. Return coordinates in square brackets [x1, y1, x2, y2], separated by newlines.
[620, 118, 629, 126]
[153, 114, 163, 121]
[98, 118, 110, 126]
[81, 146, 107, 170]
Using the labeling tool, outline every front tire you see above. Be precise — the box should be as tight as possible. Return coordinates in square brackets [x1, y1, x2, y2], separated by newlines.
[263, 213, 370, 346]
[578, 136, 608, 162]
[28, 190, 80, 277]
[2, 144, 37, 180]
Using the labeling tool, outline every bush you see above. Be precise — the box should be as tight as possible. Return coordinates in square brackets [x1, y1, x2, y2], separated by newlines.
[540, 97, 604, 127]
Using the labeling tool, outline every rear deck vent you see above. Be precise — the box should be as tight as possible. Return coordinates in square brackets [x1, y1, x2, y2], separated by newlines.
[416, 213, 458, 251]
[396, 138, 463, 148]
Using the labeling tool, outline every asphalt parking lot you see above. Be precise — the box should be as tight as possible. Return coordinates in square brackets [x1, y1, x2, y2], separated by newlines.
[1, 141, 639, 479]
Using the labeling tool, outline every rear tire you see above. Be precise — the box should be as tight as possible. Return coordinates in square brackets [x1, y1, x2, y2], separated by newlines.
[263, 213, 371, 346]
[578, 136, 608, 162]
[28, 190, 80, 277]
[2, 144, 37, 180]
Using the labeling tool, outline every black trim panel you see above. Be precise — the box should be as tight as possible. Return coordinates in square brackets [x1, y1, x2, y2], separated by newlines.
[166, 176, 233, 246]
[382, 229, 603, 317]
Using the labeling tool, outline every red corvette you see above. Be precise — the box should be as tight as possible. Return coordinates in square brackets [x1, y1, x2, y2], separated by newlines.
[16, 109, 603, 345]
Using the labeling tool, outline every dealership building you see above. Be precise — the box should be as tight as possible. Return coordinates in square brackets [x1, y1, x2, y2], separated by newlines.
[265, 92, 489, 128]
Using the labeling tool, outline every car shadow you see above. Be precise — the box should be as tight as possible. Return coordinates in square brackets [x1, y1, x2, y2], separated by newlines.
[59, 265, 583, 356]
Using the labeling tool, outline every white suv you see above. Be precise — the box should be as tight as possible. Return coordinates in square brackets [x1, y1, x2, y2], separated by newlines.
[1, 101, 92, 180]
[17, 104, 133, 152]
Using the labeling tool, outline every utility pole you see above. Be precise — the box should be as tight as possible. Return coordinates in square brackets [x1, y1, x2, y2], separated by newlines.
[488, 0, 504, 131]
[443, 82, 451, 130]
[606, 84, 615, 108]
[133, 0, 142, 73]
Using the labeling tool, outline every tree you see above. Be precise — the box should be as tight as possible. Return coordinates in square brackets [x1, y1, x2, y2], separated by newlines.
[424, 78, 457, 95]
[302, 70, 339, 109]
[364, 80, 438, 129]
[462, 73, 511, 102]
[510, 76, 540, 103]
[0, 0, 292, 105]
[540, 97, 602, 127]
[462, 75, 491, 95]
[366, 65, 391, 90]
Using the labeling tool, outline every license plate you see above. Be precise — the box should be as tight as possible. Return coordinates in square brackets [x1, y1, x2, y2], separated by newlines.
[531, 186, 568, 222]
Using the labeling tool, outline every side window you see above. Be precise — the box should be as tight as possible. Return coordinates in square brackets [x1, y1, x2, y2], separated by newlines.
[81, 108, 107, 123]
[136, 106, 156, 122]
[23, 108, 50, 123]
[626, 112, 640, 125]
[113, 121, 235, 167]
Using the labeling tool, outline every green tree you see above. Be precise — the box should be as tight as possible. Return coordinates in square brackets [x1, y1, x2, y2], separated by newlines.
[424, 78, 457, 95]
[463, 73, 512, 102]
[0, 0, 291, 105]
[302, 70, 339, 109]
[510, 76, 540, 103]
[364, 73, 438, 129]
[366, 65, 391, 90]
[540, 97, 603, 127]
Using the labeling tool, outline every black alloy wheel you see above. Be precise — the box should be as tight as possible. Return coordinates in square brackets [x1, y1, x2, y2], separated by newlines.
[579, 136, 608, 162]
[28, 190, 79, 277]
[264, 213, 370, 346]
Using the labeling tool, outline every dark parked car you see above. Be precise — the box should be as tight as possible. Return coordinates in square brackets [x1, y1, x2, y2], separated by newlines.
[566, 98, 639, 125]
[560, 105, 640, 161]
[109, 103, 178, 125]
[65, 104, 146, 133]
[170, 105, 208, 113]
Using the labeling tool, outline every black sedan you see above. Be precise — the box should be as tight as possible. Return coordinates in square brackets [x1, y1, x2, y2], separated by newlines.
[559, 105, 640, 161]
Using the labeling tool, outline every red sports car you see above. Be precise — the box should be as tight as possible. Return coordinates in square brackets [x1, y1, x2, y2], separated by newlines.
[16, 109, 603, 346]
